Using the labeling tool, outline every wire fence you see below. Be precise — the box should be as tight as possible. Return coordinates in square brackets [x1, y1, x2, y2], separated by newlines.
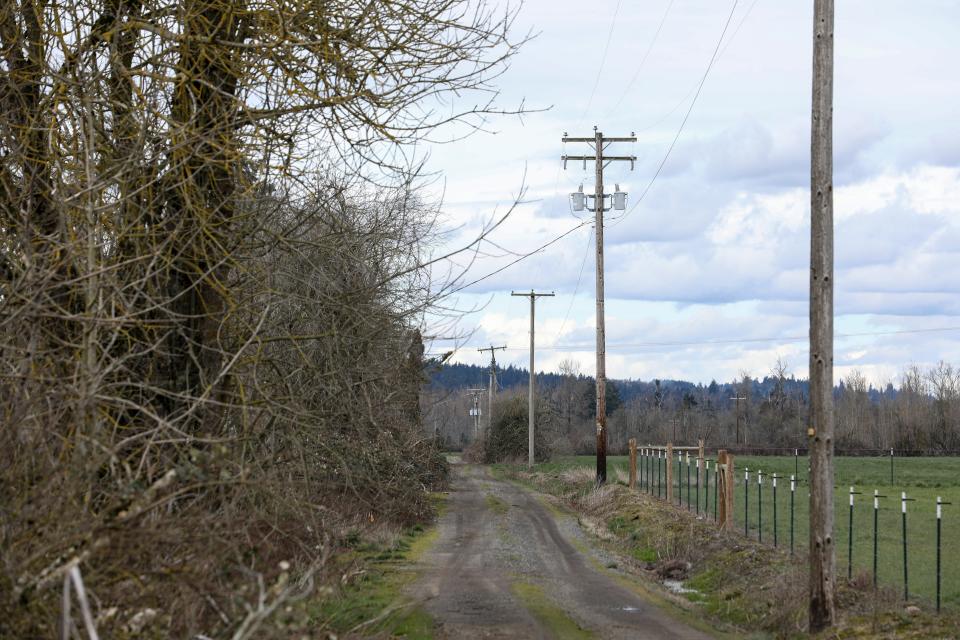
[629, 445, 958, 613]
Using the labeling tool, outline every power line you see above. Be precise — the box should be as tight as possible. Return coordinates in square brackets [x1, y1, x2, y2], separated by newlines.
[625, 0, 761, 137]
[446, 220, 590, 296]
[575, 0, 623, 127]
[605, 0, 676, 119]
[554, 226, 594, 342]
[609, 0, 740, 226]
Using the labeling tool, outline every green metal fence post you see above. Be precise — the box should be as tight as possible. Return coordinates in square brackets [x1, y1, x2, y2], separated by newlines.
[696, 456, 700, 515]
[772, 474, 779, 547]
[902, 491, 915, 600]
[848, 486, 862, 580]
[745, 468, 750, 537]
[790, 474, 796, 555]
[873, 490, 886, 589]
[758, 470, 764, 542]
[937, 496, 951, 613]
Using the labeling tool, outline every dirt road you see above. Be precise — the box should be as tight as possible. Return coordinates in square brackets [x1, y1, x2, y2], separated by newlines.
[410, 462, 715, 639]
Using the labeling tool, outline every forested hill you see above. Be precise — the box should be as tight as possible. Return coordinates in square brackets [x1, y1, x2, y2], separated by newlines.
[428, 362, 892, 405]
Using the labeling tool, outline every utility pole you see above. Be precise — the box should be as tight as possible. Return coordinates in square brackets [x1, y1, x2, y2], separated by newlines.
[465, 388, 485, 440]
[729, 395, 745, 444]
[809, 0, 836, 631]
[511, 290, 554, 468]
[670, 417, 681, 443]
[563, 127, 635, 485]
[477, 345, 507, 437]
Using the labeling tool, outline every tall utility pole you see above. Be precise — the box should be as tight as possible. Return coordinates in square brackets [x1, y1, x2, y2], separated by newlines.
[729, 395, 745, 444]
[563, 127, 635, 485]
[477, 345, 507, 436]
[809, 0, 836, 632]
[511, 290, 554, 468]
[465, 388, 485, 440]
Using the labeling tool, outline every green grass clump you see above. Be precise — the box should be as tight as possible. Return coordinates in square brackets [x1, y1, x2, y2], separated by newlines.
[310, 500, 444, 637]
[512, 581, 595, 639]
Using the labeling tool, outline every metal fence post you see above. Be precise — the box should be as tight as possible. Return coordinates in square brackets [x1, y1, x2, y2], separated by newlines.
[937, 496, 951, 613]
[790, 474, 795, 554]
[696, 456, 701, 515]
[902, 491, 915, 600]
[714, 459, 719, 522]
[873, 489, 886, 589]
[848, 486, 862, 580]
[745, 468, 750, 536]
[686, 452, 692, 511]
[657, 450, 662, 499]
[772, 474, 779, 547]
[758, 470, 764, 542]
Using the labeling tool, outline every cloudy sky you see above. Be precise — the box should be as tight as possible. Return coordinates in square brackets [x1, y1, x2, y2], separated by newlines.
[420, 0, 960, 387]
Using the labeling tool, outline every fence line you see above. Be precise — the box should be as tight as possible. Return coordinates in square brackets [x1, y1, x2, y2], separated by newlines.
[625, 440, 957, 613]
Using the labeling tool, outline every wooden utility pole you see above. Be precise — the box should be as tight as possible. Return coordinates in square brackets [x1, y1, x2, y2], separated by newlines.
[511, 290, 554, 468]
[729, 395, 745, 444]
[562, 128, 636, 485]
[477, 345, 507, 437]
[809, 0, 836, 631]
[466, 388, 485, 439]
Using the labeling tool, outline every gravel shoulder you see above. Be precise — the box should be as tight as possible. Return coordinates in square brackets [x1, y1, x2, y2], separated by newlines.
[408, 461, 717, 639]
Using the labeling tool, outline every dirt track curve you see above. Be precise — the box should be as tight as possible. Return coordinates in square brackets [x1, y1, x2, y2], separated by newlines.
[409, 462, 715, 639]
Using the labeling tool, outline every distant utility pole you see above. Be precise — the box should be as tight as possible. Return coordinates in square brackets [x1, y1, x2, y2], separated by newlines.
[477, 345, 507, 436]
[563, 127, 635, 485]
[809, 0, 837, 632]
[465, 388, 485, 439]
[511, 289, 554, 468]
[729, 395, 745, 444]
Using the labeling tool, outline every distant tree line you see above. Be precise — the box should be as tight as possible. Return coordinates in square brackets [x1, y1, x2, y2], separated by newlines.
[425, 360, 960, 454]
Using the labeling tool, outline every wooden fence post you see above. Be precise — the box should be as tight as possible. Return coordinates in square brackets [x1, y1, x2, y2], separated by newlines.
[717, 449, 735, 530]
[628, 438, 637, 489]
[666, 442, 674, 504]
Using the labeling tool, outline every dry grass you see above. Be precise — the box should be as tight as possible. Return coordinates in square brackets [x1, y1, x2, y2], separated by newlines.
[560, 466, 596, 485]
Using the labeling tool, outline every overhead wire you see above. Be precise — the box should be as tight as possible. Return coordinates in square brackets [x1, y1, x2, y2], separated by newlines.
[609, 0, 741, 226]
[604, 0, 676, 120]
[553, 226, 594, 342]
[575, 0, 623, 128]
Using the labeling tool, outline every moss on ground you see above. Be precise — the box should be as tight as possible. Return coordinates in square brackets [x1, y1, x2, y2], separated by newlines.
[485, 493, 510, 514]
[511, 580, 595, 639]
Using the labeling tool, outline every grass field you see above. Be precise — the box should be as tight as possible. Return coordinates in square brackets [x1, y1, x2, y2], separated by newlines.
[535, 454, 960, 612]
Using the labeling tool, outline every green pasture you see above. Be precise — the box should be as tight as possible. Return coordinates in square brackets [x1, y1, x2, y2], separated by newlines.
[537, 454, 960, 612]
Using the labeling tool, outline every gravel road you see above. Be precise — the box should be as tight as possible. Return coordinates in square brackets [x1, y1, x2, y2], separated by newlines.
[409, 462, 715, 639]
